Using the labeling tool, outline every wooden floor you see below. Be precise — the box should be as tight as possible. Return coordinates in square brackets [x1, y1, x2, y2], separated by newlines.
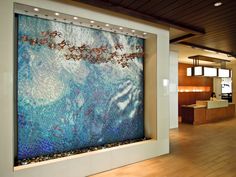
[91, 118, 236, 177]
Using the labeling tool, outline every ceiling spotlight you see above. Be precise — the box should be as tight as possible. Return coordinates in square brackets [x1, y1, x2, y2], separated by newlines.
[131, 29, 135, 33]
[73, 17, 78, 20]
[90, 20, 95, 23]
[143, 32, 147, 35]
[33, 8, 39, 12]
[119, 27, 123, 30]
[54, 12, 60, 16]
[105, 24, 109, 27]
[214, 2, 223, 7]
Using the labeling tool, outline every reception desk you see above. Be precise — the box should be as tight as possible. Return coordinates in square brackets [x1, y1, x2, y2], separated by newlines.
[182, 100, 235, 125]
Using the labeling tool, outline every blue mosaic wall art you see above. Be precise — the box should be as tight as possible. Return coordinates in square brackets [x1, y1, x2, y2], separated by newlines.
[17, 14, 144, 160]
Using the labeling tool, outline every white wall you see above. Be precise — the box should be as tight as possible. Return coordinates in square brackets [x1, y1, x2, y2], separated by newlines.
[169, 51, 179, 129]
[227, 61, 236, 105]
[0, 1, 170, 177]
[213, 77, 222, 99]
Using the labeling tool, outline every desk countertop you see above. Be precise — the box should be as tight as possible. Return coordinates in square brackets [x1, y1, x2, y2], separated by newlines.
[182, 104, 206, 109]
[182, 102, 235, 109]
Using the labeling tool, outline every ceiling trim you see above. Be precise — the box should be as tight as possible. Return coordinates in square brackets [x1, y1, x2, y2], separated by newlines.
[188, 55, 230, 63]
[170, 33, 196, 44]
[76, 0, 205, 35]
[180, 41, 236, 58]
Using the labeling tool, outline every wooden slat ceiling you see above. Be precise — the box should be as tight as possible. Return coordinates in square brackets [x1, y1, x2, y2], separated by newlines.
[75, 0, 236, 57]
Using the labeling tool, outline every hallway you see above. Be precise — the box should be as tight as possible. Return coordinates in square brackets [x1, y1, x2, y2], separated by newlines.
[91, 118, 236, 177]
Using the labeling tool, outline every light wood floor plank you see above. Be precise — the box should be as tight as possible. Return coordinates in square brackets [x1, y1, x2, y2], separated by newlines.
[90, 118, 236, 177]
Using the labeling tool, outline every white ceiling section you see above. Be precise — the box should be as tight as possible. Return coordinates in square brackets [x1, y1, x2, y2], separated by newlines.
[170, 44, 234, 66]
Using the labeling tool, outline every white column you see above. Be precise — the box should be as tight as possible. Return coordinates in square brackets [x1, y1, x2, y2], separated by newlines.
[213, 77, 222, 99]
[169, 51, 178, 129]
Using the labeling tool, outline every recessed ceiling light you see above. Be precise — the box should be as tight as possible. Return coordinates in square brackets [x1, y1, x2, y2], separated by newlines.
[119, 27, 123, 30]
[105, 24, 109, 27]
[214, 2, 223, 7]
[73, 17, 78, 20]
[90, 20, 95, 23]
[143, 32, 147, 35]
[33, 8, 39, 12]
[54, 12, 60, 16]
[131, 29, 135, 33]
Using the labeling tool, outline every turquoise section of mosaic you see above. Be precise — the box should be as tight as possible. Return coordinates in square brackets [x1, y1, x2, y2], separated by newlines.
[17, 15, 144, 159]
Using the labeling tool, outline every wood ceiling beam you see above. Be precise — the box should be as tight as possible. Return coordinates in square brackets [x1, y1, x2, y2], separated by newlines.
[170, 34, 196, 44]
[180, 42, 236, 58]
[76, 0, 205, 35]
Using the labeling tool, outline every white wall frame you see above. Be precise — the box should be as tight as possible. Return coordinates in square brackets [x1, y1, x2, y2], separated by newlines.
[0, 0, 170, 177]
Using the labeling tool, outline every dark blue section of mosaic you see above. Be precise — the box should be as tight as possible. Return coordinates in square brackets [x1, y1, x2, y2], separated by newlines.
[17, 15, 144, 159]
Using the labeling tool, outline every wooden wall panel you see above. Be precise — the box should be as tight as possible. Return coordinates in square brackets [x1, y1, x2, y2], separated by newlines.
[178, 63, 213, 117]
[181, 104, 235, 125]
